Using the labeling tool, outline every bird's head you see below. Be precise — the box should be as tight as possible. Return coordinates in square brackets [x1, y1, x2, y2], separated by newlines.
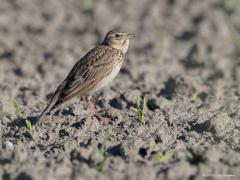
[102, 29, 135, 53]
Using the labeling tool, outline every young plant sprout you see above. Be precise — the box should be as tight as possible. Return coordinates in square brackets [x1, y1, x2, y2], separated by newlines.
[12, 100, 32, 130]
[153, 152, 175, 164]
[94, 134, 111, 172]
[131, 95, 147, 124]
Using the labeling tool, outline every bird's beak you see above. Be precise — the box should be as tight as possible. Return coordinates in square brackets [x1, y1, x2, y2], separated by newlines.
[126, 33, 135, 39]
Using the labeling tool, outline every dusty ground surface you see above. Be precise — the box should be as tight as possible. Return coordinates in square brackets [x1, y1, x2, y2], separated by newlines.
[1, 0, 240, 179]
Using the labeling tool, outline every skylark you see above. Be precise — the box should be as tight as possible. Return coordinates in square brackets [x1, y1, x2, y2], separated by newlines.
[38, 29, 134, 124]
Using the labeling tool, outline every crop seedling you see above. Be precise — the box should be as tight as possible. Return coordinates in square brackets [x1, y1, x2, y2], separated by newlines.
[223, 0, 240, 13]
[131, 95, 147, 124]
[154, 32, 165, 64]
[191, 92, 198, 102]
[228, 26, 240, 51]
[94, 134, 111, 172]
[185, 149, 204, 165]
[153, 152, 175, 164]
[82, 0, 93, 11]
[12, 100, 32, 130]
[227, 26, 240, 81]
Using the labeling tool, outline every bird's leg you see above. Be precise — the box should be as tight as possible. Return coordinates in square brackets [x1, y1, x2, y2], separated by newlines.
[86, 95, 108, 124]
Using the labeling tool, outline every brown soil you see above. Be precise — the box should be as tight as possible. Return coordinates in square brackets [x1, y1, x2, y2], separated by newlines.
[1, 0, 240, 179]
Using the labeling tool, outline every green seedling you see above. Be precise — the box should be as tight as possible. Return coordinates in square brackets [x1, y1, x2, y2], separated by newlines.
[191, 92, 198, 102]
[228, 26, 240, 51]
[153, 152, 174, 164]
[12, 100, 32, 130]
[227, 26, 240, 81]
[94, 134, 111, 172]
[185, 150, 194, 161]
[154, 54, 161, 64]
[223, 0, 240, 13]
[131, 95, 147, 124]
[185, 149, 204, 165]
[82, 0, 93, 11]
[154, 32, 166, 64]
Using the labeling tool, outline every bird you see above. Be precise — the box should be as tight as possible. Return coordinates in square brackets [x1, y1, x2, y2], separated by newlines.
[37, 29, 135, 124]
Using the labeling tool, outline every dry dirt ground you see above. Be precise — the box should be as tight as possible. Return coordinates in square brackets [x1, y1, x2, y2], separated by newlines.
[1, 0, 240, 179]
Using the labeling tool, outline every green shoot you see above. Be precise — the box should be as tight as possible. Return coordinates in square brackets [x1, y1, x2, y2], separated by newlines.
[154, 32, 166, 64]
[185, 149, 204, 165]
[12, 100, 32, 130]
[153, 152, 174, 164]
[131, 95, 147, 124]
[191, 92, 198, 102]
[228, 26, 240, 51]
[94, 134, 111, 172]
[154, 54, 161, 64]
[227, 26, 240, 81]
[223, 0, 240, 13]
[82, 0, 93, 11]
[185, 150, 194, 161]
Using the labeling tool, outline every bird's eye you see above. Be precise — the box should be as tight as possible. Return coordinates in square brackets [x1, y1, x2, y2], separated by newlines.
[115, 33, 120, 38]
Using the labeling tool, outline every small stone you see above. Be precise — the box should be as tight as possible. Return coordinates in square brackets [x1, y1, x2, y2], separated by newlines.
[2, 141, 14, 151]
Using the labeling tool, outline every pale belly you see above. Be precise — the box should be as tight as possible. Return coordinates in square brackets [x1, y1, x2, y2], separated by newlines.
[88, 62, 123, 94]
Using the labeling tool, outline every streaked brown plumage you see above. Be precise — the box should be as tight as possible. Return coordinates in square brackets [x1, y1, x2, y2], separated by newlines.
[38, 29, 134, 124]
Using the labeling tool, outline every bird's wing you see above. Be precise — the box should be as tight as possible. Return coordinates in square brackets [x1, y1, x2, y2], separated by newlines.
[55, 46, 123, 104]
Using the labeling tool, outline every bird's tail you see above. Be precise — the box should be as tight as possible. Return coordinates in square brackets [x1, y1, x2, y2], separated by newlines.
[37, 98, 58, 123]
[37, 85, 64, 123]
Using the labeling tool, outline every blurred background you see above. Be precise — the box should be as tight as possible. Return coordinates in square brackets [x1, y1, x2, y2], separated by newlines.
[1, 0, 240, 179]
[1, 0, 240, 99]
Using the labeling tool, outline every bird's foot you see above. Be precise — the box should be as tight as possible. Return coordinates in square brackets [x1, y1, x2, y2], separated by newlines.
[95, 114, 109, 125]
[86, 95, 109, 125]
